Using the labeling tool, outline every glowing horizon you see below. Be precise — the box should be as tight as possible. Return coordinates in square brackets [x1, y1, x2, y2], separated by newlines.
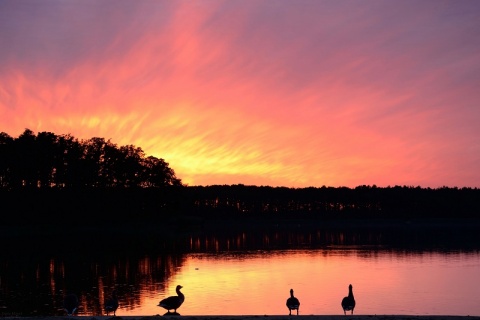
[1, 1, 479, 188]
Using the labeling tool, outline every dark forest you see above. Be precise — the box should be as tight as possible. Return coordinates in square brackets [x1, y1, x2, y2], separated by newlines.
[1, 129, 479, 227]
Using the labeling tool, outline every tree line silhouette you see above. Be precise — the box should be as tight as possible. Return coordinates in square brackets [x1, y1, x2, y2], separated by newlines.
[0, 128, 182, 189]
[1, 129, 479, 226]
[182, 184, 480, 220]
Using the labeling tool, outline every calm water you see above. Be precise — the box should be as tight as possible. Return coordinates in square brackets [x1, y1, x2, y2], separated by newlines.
[129, 250, 480, 316]
[1, 226, 480, 316]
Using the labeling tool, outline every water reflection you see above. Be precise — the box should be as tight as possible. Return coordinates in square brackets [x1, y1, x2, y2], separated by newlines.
[0, 250, 185, 316]
[185, 224, 480, 252]
[187, 231, 389, 252]
[166, 250, 480, 316]
[0, 227, 479, 316]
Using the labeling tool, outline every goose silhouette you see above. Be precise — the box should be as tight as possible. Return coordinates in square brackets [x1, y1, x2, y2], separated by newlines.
[341, 284, 355, 315]
[63, 293, 79, 315]
[158, 285, 185, 315]
[286, 288, 300, 315]
[104, 289, 119, 316]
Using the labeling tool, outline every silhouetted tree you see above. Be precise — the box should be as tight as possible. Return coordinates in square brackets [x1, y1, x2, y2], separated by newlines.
[53, 134, 83, 188]
[0, 129, 182, 189]
[142, 156, 182, 187]
[35, 131, 57, 187]
[0, 132, 14, 188]
[116, 145, 144, 187]
[14, 129, 37, 188]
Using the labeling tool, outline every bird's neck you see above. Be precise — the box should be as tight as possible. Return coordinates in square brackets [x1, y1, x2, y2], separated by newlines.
[177, 289, 184, 300]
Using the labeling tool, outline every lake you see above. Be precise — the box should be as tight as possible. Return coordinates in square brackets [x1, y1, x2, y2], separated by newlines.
[1, 221, 479, 316]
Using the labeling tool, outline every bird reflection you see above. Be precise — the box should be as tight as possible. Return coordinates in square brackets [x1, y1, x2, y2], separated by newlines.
[341, 284, 356, 315]
[286, 288, 300, 315]
[63, 293, 79, 316]
[158, 285, 185, 315]
[104, 289, 119, 316]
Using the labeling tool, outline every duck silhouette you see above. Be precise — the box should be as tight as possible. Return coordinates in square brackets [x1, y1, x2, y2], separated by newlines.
[104, 289, 119, 316]
[63, 293, 79, 315]
[341, 284, 355, 315]
[158, 285, 185, 315]
[286, 288, 300, 315]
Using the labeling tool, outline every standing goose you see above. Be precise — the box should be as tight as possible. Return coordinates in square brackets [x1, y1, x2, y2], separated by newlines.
[158, 285, 185, 314]
[341, 284, 355, 315]
[104, 289, 119, 316]
[63, 293, 79, 316]
[286, 288, 300, 315]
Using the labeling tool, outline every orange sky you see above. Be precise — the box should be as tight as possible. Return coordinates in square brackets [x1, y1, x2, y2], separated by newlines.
[1, 0, 479, 188]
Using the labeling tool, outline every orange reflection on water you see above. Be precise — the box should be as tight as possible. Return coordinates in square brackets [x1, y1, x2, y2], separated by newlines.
[118, 250, 480, 316]
[117, 250, 392, 316]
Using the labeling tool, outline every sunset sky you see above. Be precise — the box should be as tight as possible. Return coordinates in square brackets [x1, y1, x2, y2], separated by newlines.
[1, 0, 479, 188]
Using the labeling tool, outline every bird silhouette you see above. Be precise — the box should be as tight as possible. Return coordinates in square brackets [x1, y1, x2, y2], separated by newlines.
[341, 284, 356, 315]
[104, 289, 119, 316]
[286, 288, 300, 315]
[158, 285, 185, 314]
[63, 293, 79, 315]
